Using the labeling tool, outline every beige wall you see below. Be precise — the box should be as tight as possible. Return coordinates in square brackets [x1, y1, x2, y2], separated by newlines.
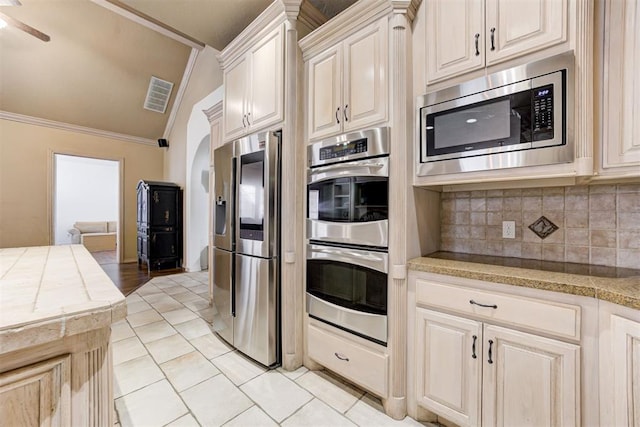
[0, 119, 164, 261]
[165, 46, 223, 186]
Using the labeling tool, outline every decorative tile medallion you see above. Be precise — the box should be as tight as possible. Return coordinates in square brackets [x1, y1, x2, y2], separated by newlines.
[528, 216, 559, 239]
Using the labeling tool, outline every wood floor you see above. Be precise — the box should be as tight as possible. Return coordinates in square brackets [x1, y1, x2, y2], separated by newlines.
[91, 250, 184, 296]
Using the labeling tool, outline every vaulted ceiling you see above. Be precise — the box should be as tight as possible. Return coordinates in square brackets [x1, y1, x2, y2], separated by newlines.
[0, 0, 355, 141]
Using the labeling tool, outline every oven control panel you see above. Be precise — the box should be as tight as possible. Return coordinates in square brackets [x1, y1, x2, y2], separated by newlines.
[319, 138, 368, 161]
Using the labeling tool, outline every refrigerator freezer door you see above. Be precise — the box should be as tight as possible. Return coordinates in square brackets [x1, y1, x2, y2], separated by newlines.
[212, 248, 234, 345]
[234, 254, 278, 366]
[214, 142, 235, 251]
[236, 131, 279, 258]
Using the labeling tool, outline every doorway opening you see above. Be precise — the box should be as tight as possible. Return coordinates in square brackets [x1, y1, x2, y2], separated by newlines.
[53, 154, 121, 264]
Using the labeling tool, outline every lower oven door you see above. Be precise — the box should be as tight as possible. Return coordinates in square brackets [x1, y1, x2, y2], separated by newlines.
[306, 243, 388, 344]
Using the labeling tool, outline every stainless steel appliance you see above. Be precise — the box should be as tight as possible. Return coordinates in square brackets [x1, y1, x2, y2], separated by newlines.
[417, 51, 574, 176]
[306, 127, 389, 345]
[213, 131, 280, 367]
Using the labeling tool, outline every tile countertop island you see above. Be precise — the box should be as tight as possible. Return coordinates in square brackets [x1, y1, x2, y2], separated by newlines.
[408, 252, 640, 310]
[0, 245, 126, 425]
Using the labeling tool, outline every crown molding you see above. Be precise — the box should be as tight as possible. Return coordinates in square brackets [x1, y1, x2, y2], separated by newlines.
[203, 101, 223, 124]
[218, 2, 287, 69]
[298, 0, 327, 32]
[163, 47, 200, 139]
[391, 0, 422, 22]
[91, 0, 205, 50]
[0, 111, 157, 146]
[299, 0, 392, 60]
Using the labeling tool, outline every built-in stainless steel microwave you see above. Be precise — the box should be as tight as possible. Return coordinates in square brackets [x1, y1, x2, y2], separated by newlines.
[417, 52, 574, 176]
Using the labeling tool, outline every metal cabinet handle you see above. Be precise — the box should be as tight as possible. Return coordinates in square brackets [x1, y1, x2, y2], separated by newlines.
[472, 335, 477, 359]
[490, 27, 496, 51]
[344, 104, 349, 122]
[336, 107, 341, 124]
[334, 352, 349, 362]
[470, 299, 498, 309]
[488, 339, 494, 364]
[242, 115, 247, 128]
[474, 33, 480, 56]
[246, 112, 251, 125]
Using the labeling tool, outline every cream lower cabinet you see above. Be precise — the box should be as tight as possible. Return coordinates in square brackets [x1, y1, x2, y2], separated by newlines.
[416, 308, 579, 427]
[305, 17, 388, 140]
[599, 301, 640, 426]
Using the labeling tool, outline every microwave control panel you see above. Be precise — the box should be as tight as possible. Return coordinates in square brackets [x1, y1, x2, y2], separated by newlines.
[532, 84, 554, 141]
[319, 138, 368, 161]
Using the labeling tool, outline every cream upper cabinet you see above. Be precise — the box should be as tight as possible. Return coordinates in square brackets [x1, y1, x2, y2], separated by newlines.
[425, 0, 567, 85]
[307, 17, 388, 140]
[223, 25, 283, 141]
[600, 0, 640, 176]
[426, 0, 484, 84]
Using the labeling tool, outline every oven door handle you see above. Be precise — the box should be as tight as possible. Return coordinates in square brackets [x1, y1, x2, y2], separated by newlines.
[308, 157, 389, 184]
[307, 244, 388, 273]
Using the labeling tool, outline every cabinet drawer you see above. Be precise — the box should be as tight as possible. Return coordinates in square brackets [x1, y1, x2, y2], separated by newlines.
[415, 280, 580, 340]
[307, 323, 388, 396]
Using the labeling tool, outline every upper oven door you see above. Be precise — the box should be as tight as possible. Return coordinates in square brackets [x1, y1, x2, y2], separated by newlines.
[307, 157, 389, 248]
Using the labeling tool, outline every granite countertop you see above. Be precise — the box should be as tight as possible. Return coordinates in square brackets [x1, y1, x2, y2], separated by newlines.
[0, 245, 127, 354]
[408, 252, 640, 310]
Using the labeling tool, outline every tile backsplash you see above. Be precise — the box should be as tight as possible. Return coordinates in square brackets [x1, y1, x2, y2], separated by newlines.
[440, 184, 640, 269]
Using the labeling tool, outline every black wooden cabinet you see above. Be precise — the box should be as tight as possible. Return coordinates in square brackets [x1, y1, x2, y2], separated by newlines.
[136, 180, 182, 272]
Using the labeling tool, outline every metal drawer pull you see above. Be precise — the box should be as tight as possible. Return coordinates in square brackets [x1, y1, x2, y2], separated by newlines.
[469, 299, 497, 309]
[334, 352, 349, 362]
[471, 335, 477, 359]
[488, 339, 494, 364]
[490, 27, 496, 51]
[474, 33, 480, 56]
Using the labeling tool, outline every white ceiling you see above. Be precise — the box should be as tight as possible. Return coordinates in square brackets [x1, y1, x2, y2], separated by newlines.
[0, 0, 355, 141]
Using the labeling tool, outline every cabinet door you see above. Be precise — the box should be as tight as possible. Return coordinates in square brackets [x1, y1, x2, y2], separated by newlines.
[610, 315, 640, 426]
[426, 0, 484, 84]
[485, 0, 567, 66]
[415, 308, 481, 427]
[602, 0, 640, 171]
[223, 56, 248, 141]
[307, 45, 342, 140]
[0, 355, 70, 427]
[342, 17, 388, 132]
[482, 324, 579, 427]
[248, 26, 283, 132]
[150, 189, 177, 227]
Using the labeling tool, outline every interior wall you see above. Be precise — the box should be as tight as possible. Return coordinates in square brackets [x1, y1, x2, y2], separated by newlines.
[54, 154, 119, 244]
[0, 119, 164, 261]
[189, 136, 211, 271]
[164, 45, 224, 271]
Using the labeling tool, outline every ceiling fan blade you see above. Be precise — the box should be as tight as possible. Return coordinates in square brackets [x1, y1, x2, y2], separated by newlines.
[0, 11, 50, 42]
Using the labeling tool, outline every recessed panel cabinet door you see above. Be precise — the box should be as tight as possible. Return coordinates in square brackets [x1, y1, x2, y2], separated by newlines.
[307, 45, 342, 140]
[610, 315, 640, 426]
[224, 57, 248, 141]
[482, 324, 579, 427]
[415, 308, 482, 427]
[343, 18, 388, 132]
[485, 0, 567, 66]
[426, 0, 484, 85]
[248, 26, 283, 132]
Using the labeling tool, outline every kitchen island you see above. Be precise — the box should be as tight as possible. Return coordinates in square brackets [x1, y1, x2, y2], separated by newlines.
[0, 245, 126, 425]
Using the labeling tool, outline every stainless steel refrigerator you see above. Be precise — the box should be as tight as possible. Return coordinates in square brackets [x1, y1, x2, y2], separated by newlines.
[212, 131, 280, 367]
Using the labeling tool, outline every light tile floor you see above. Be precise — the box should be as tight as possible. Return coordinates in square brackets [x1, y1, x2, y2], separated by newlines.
[113, 272, 439, 427]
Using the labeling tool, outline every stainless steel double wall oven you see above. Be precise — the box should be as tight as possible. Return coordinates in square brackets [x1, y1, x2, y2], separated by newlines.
[306, 127, 390, 345]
